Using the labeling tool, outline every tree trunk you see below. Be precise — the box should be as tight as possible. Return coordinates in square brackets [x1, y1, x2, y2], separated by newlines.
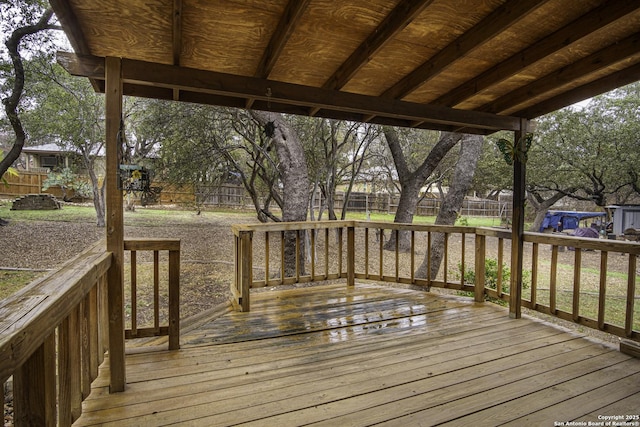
[416, 134, 484, 281]
[384, 129, 461, 252]
[251, 111, 309, 277]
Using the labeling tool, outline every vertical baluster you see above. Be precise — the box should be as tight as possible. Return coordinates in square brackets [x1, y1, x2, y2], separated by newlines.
[474, 234, 486, 302]
[395, 229, 399, 282]
[550, 245, 558, 314]
[347, 225, 355, 286]
[81, 297, 91, 399]
[365, 227, 369, 279]
[58, 315, 72, 426]
[88, 286, 99, 382]
[130, 250, 137, 337]
[497, 238, 504, 298]
[460, 232, 466, 287]
[427, 232, 432, 288]
[324, 228, 329, 279]
[98, 273, 108, 361]
[296, 229, 300, 282]
[338, 227, 343, 277]
[531, 242, 538, 308]
[625, 254, 637, 337]
[598, 251, 608, 330]
[310, 229, 316, 279]
[265, 231, 270, 285]
[573, 248, 582, 322]
[379, 228, 384, 279]
[280, 230, 285, 284]
[169, 247, 181, 350]
[443, 233, 449, 286]
[410, 230, 415, 284]
[154, 250, 160, 333]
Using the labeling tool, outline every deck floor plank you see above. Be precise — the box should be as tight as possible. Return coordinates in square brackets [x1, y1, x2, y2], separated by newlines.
[75, 283, 640, 427]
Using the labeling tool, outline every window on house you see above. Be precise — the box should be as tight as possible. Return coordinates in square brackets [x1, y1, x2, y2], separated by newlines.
[40, 156, 59, 169]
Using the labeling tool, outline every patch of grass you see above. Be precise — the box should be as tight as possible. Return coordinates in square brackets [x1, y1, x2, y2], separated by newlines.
[0, 270, 45, 299]
[0, 202, 96, 223]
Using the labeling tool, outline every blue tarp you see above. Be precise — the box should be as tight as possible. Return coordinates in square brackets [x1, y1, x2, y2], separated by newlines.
[539, 211, 606, 232]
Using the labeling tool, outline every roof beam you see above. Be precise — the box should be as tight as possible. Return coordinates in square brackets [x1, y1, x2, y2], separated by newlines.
[481, 32, 640, 115]
[433, 1, 640, 107]
[246, 0, 311, 109]
[381, 0, 546, 100]
[57, 52, 522, 132]
[323, 0, 434, 91]
[513, 61, 640, 119]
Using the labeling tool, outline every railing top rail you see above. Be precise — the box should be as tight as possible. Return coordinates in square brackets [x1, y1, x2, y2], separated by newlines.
[124, 238, 181, 251]
[524, 231, 640, 254]
[231, 220, 483, 235]
[0, 241, 112, 382]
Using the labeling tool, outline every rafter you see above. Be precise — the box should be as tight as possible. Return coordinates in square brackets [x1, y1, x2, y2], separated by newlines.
[514, 61, 640, 119]
[172, 0, 183, 101]
[255, 0, 310, 79]
[323, 0, 433, 91]
[481, 32, 640, 115]
[57, 52, 522, 133]
[381, 0, 546, 100]
[433, 1, 640, 108]
[246, 0, 311, 109]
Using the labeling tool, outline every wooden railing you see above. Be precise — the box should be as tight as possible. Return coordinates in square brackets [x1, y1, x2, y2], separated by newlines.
[0, 242, 111, 426]
[124, 238, 181, 350]
[0, 238, 181, 426]
[232, 221, 639, 344]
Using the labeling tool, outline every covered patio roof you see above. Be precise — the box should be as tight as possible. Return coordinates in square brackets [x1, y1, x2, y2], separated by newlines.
[51, 0, 640, 135]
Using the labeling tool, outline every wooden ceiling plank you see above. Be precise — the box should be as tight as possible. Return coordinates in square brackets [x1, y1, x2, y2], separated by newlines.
[482, 32, 640, 114]
[57, 52, 521, 132]
[433, 1, 640, 107]
[254, 0, 312, 79]
[322, 0, 434, 91]
[515, 61, 640, 119]
[381, 0, 547, 100]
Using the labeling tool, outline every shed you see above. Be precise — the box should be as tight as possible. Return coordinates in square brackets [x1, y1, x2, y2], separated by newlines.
[609, 205, 640, 235]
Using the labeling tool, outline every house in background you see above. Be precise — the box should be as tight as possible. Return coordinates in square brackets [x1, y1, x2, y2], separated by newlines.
[20, 143, 105, 174]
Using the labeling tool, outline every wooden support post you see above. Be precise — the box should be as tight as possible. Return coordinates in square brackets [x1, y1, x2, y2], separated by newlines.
[509, 119, 529, 319]
[168, 247, 181, 350]
[105, 56, 125, 392]
[347, 225, 355, 286]
[474, 234, 486, 303]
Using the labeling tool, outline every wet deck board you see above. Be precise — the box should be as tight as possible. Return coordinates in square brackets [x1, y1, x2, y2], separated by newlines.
[75, 283, 640, 426]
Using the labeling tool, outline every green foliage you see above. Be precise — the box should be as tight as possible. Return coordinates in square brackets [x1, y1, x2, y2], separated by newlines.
[0, 149, 19, 186]
[42, 168, 92, 199]
[460, 258, 530, 294]
[455, 216, 469, 226]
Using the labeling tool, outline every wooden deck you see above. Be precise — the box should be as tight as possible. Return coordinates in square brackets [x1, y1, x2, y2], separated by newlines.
[75, 283, 640, 426]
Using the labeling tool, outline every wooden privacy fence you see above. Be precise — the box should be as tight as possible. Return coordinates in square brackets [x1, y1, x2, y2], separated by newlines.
[233, 221, 640, 345]
[0, 238, 181, 426]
